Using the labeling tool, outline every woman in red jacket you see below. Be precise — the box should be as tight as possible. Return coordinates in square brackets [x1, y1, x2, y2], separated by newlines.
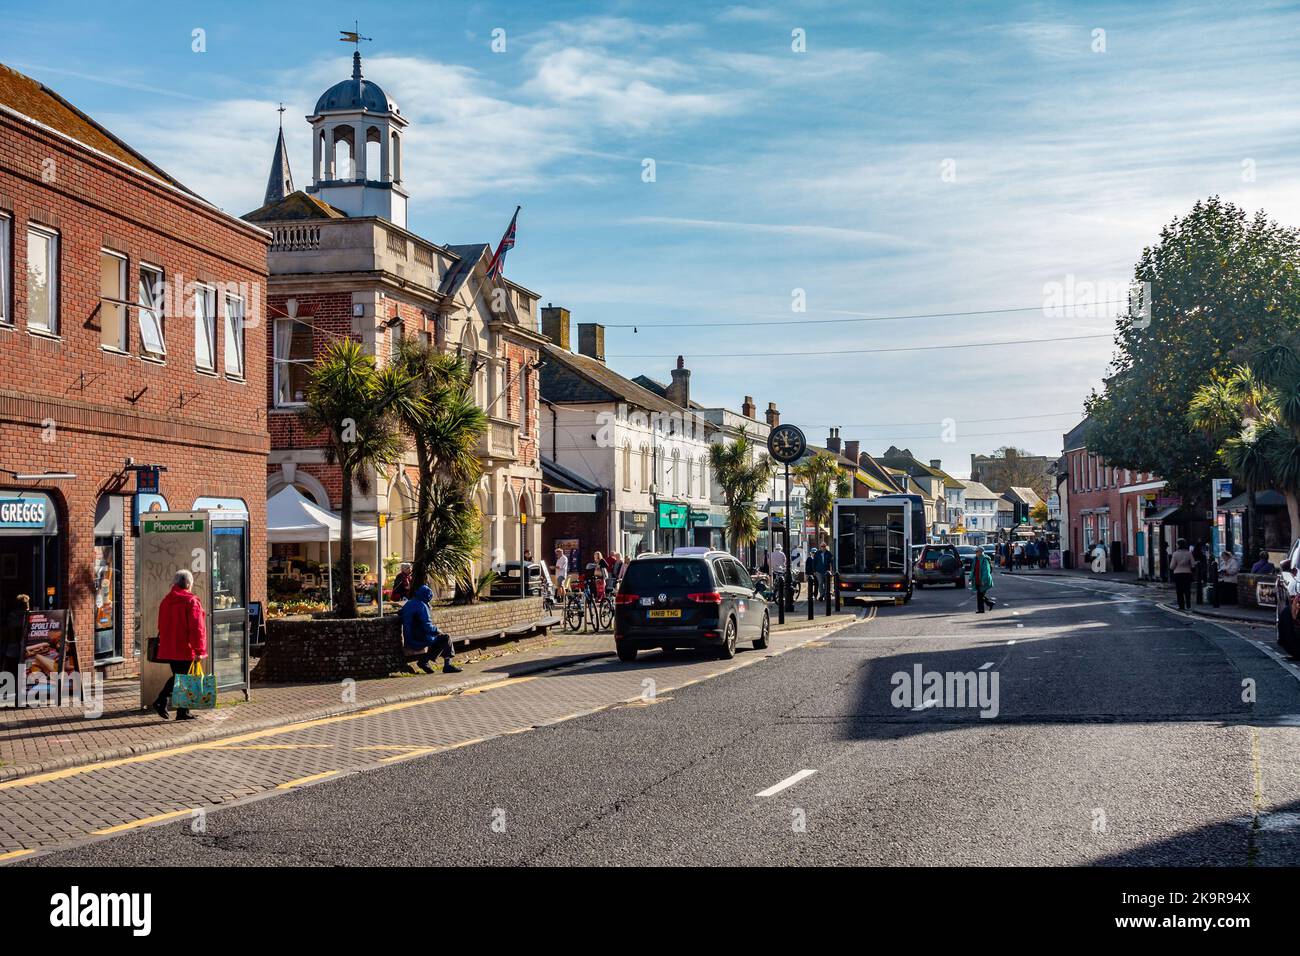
[152, 569, 208, 721]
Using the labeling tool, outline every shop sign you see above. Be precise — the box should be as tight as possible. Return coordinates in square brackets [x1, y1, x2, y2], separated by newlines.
[142, 515, 206, 534]
[0, 498, 46, 529]
[688, 511, 709, 524]
[657, 502, 689, 529]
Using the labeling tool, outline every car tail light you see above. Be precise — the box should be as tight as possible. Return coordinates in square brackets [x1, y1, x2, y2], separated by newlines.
[688, 591, 723, 604]
[614, 592, 639, 605]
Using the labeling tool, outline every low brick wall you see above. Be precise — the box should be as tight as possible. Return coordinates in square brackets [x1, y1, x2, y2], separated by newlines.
[256, 597, 548, 683]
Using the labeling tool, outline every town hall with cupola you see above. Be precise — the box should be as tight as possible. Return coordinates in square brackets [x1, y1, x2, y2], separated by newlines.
[243, 36, 548, 597]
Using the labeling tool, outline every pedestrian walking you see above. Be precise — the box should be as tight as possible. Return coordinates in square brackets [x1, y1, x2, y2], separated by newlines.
[151, 570, 207, 721]
[811, 542, 833, 601]
[553, 548, 569, 592]
[1193, 540, 1207, 604]
[390, 563, 413, 602]
[1159, 537, 1170, 582]
[1004, 541, 1014, 574]
[399, 584, 461, 674]
[1169, 538, 1195, 610]
[970, 546, 996, 612]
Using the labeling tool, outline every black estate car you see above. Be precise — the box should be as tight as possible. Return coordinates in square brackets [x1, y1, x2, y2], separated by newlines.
[613, 551, 770, 662]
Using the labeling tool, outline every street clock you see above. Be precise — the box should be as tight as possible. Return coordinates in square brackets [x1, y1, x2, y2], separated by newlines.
[767, 424, 807, 464]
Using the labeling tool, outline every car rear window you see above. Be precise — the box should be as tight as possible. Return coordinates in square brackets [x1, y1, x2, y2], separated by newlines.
[621, 559, 711, 591]
[921, 547, 955, 560]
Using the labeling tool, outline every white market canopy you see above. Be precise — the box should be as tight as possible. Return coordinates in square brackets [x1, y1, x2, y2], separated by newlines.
[266, 485, 377, 544]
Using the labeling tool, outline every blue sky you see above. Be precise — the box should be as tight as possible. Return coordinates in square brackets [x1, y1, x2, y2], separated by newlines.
[8, 0, 1300, 476]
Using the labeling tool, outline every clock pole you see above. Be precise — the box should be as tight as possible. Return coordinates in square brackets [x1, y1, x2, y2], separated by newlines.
[783, 461, 793, 613]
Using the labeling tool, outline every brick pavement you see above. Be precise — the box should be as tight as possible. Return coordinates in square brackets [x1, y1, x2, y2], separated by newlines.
[1, 607, 856, 784]
[1, 614, 856, 861]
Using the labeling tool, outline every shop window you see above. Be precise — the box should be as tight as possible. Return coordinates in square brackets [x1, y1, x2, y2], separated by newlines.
[138, 265, 166, 359]
[224, 294, 245, 379]
[0, 213, 10, 326]
[274, 318, 314, 405]
[100, 250, 128, 351]
[26, 224, 59, 334]
[92, 537, 122, 660]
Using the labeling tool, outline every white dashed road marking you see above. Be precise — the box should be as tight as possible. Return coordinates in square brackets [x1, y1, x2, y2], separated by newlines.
[756, 769, 818, 798]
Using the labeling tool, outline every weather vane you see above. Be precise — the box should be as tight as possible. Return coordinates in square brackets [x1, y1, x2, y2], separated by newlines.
[339, 22, 372, 48]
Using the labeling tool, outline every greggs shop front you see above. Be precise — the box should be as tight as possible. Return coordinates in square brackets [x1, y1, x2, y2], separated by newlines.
[0, 492, 62, 616]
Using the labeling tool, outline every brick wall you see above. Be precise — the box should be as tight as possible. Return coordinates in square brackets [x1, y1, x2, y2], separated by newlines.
[0, 107, 269, 677]
[257, 597, 546, 682]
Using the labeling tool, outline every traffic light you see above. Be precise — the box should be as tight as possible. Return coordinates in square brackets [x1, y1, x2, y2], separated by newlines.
[1015, 502, 1029, 525]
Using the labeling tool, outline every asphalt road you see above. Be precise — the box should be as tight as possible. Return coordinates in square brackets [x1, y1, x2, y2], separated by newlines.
[25, 573, 1300, 866]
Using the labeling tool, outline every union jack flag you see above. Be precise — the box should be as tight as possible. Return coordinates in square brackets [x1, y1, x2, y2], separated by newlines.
[485, 206, 519, 281]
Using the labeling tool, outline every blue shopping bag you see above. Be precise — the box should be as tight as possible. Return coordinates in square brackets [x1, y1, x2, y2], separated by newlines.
[172, 660, 216, 710]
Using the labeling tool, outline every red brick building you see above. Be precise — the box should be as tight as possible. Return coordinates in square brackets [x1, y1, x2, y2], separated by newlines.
[0, 64, 270, 677]
[245, 52, 545, 594]
[1061, 418, 1165, 571]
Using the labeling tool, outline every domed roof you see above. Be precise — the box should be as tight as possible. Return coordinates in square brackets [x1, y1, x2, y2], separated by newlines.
[313, 53, 399, 115]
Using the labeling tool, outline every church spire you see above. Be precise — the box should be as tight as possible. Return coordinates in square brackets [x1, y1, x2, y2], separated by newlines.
[263, 104, 294, 205]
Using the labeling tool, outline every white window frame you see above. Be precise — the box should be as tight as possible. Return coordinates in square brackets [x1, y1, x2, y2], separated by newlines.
[25, 224, 59, 334]
[274, 317, 313, 407]
[138, 264, 167, 359]
[193, 283, 217, 372]
[0, 213, 10, 326]
[223, 293, 245, 380]
[100, 249, 128, 352]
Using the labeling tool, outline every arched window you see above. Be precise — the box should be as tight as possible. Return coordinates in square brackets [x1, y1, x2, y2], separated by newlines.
[672, 450, 681, 497]
[365, 127, 381, 181]
[640, 444, 650, 491]
[687, 455, 694, 497]
[622, 444, 632, 491]
[332, 125, 355, 179]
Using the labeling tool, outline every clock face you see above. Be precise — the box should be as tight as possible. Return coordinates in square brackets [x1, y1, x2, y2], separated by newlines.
[768, 424, 806, 463]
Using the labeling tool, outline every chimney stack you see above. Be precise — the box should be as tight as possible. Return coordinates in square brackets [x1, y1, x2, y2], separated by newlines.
[844, 440, 859, 463]
[540, 304, 570, 350]
[826, 427, 841, 455]
[765, 402, 780, 428]
[930, 459, 942, 469]
[742, 396, 756, 419]
[666, 355, 691, 408]
[577, 322, 605, 363]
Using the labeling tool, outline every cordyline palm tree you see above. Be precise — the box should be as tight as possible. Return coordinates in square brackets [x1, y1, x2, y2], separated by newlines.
[392, 339, 489, 600]
[1188, 348, 1300, 537]
[794, 452, 841, 539]
[304, 339, 426, 618]
[709, 434, 774, 553]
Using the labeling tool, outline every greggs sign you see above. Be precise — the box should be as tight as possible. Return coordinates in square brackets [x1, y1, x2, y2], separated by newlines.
[0, 498, 46, 529]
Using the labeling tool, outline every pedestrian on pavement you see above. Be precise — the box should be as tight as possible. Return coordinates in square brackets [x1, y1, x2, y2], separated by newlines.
[1169, 538, 1195, 610]
[1159, 538, 1170, 582]
[553, 548, 569, 592]
[769, 542, 788, 586]
[1025, 540, 1037, 569]
[811, 542, 833, 599]
[608, 552, 625, 585]
[591, 551, 610, 599]
[1004, 541, 1014, 574]
[399, 584, 461, 674]
[1193, 541, 1208, 604]
[0, 593, 29, 700]
[1251, 551, 1276, 575]
[970, 546, 996, 612]
[390, 563, 413, 602]
[152, 570, 208, 721]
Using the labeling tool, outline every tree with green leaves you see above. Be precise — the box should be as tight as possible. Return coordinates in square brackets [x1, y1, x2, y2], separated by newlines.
[1031, 501, 1050, 525]
[304, 339, 426, 618]
[794, 452, 842, 539]
[1188, 344, 1300, 536]
[1085, 197, 1300, 504]
[391, 339, 489, 600]
[708, 433, 774, 554]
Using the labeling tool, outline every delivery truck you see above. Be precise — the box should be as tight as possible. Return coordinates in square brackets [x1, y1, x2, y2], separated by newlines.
[832, 497, 914, 604]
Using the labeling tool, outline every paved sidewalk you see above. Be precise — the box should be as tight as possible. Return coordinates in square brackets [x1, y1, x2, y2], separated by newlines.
[0, 609, 854, 783]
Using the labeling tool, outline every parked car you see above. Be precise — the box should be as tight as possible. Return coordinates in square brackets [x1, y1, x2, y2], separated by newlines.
[955, 546, 978, 573]
[915, 544, 965, 588]
[613, 551, 770, 662]
[489, 561, 546, 599]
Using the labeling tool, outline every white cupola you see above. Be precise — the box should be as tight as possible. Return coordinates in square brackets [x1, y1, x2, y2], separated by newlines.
[305, 50, 409, 227]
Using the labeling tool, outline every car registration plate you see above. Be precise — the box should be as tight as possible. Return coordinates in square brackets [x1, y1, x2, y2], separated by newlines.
[648, 609, 681, 619]
[924, 562, 936, 569]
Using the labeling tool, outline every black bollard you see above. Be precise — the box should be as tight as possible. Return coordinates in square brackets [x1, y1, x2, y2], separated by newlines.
[825, 572, 832, 616]
[808, 577, 815, 620]
[777, 574, 785, 625]
[834, 574, 841, 612]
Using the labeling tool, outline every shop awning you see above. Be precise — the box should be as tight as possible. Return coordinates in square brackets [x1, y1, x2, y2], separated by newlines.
[1220, 489, 1286, 511]
[1145, 504, 1186, 523]
[544, 492, 599, 513]
[266, 485, 377, 543]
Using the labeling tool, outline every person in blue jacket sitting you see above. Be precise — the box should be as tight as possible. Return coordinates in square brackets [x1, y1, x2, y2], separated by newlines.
[399, 584, 462, 674]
